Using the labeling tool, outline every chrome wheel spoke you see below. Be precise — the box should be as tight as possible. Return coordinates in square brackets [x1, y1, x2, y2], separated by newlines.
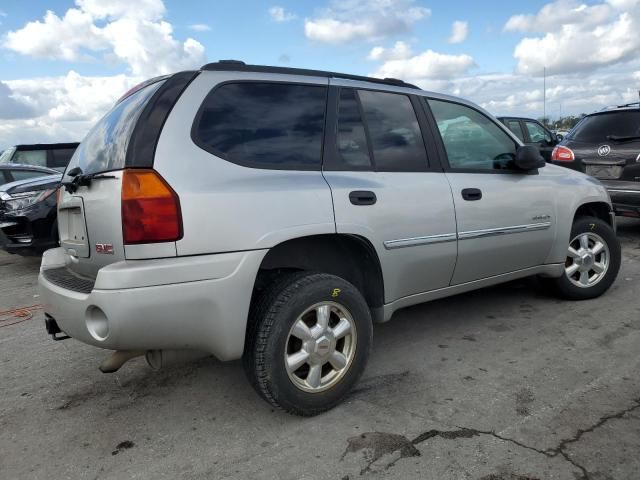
[329, 351, 347, 370]
[592, 262, 605, 274]
[332, 318, 351, 339]
[567, 246, 580, 259]
[579, 270, 590, 286]
[291, 319, 313, 341]
[579, 234, 590, 250]
[591, 241, 605, 256]
[306, 364, 322, 388]
[316, 305, 330, 331]
[565, 263, 580, 277]
[286, 350, 309, 373]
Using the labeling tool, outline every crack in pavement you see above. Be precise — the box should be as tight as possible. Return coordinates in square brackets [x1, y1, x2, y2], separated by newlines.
[342, 398, 640, 479]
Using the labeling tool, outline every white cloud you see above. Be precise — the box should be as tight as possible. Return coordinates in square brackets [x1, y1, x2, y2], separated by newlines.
[504, 0, 612, 32]
[448, 20, 468, 44]
[0, 82, 36, 120]
[0, 72, 139, 148]
[3, 0, 206, 77]
[269, 6, 296, 22]
[367, 41, 413, 61]
[189, 23, 211, 32]
[507, 0, 640, 75]
[371, 49, 475, 85]
[305, 0, 430, 43]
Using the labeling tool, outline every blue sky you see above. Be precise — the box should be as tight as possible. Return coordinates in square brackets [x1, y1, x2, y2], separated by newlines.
[1, 0, 544, 80]
[1, 0, 639, 148]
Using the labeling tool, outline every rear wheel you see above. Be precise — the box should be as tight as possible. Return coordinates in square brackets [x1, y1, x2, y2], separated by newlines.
[543, 216, 620, 300]
[243, 272, 372, 416]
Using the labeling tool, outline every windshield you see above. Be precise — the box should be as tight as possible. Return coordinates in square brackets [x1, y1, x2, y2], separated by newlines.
[0, 147, 16, 164]
[64, 80, 164, 178]
[568, 110, 640, 142]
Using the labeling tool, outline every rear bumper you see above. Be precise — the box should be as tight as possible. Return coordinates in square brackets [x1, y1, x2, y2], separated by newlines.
[600, 180, 640, 217]
[38, 247, 267, 361]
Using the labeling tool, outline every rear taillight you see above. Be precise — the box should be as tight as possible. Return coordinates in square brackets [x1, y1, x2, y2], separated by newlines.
[551, 145, 575, 162]
[121, 169, 182, 244]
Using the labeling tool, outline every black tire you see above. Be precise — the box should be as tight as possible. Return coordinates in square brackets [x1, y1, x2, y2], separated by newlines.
[243, 271, 372, 416]
[543, 216, 621, 300]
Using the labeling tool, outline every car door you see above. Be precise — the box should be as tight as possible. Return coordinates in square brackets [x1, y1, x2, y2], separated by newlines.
[523, 119, 556, 162]
[426, 98, 556, 285]
[323, 82, 458, 303]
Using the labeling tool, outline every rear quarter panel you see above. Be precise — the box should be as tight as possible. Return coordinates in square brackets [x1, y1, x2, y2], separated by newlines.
[153, 71, 336, 256]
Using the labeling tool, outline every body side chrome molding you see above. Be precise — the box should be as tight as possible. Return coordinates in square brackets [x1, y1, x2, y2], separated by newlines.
[606, 188, 640, 194]
[384, 221, 551, 250]
[383, 233, 457, 250]
[458, 221, 551, 240]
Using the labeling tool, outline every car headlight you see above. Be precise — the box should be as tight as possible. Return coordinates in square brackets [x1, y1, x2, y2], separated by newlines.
[1, 188, 57, 211]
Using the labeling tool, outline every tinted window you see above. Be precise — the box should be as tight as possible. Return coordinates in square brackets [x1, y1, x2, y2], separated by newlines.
[429, 100, 517, 170]
[195, 82, 327, 169]
[9, 170, 49, 182]
[505, 120, 525, 142]
[568, 111, 640, 142]
[49, 148, 76, 170]
[65, 80, 164, 178]
[336, 89, 372, 169]
[0, 147, 16, 164]
[12, 149, 47, 167]
[524, 121, 551, 143]
[358, 90, 427, 171]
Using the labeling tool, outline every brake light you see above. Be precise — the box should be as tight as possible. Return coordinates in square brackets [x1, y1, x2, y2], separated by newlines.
[121, 169, 182, 244]
[551, 145, 575, 162]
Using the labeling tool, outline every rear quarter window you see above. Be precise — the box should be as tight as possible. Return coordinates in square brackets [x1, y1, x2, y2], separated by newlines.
[193, 82, 327, 170]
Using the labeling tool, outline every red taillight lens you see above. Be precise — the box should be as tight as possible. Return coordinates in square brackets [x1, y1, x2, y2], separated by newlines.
[551, 145, 575, 162]
[121, 169, 182, 244]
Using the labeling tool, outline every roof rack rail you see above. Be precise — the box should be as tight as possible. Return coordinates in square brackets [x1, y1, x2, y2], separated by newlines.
[200, 60, 421, 90]
[616, 101, 640, 108]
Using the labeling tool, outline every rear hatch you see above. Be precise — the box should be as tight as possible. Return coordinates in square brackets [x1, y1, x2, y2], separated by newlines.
[564, 110, 640, 181]
[58, 79, 167, 279]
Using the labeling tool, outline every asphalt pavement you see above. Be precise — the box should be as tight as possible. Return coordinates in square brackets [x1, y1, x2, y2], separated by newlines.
[1, 219, 639, 480]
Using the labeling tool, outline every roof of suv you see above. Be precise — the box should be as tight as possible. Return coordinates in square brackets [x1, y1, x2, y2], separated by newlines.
[201, 60, 421, 90]
[594, 102, 640, 115]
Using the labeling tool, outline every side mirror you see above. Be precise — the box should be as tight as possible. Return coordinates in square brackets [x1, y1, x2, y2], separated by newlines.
[556, 134, 564, 142]
[515, 145, 545, 171]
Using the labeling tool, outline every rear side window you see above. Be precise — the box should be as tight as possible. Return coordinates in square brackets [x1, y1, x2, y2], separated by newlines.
[358, 90, 427, 171]
[194, 82, 327, 170]
[65, 80, 164, 178]
[49, 148, 76, 171]
[568, 111, 640, 142]
[504, 120, 525, 142]
[12, 149, 47, 167]
[524, 120, 552, 143]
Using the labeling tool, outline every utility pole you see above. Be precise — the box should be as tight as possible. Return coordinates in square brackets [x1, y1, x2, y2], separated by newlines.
[543, 67, 547, 125]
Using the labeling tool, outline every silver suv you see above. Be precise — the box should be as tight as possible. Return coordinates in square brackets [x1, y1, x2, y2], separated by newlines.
[39, 61, 621, 415]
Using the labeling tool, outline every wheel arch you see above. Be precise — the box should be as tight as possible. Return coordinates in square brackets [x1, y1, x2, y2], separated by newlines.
[573, 201, 614, 227]
[252, 234, 385, 321]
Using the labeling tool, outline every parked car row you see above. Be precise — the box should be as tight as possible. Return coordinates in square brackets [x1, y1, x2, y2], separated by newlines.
[0, 143, 78, 254]
[34, 61, 622, 416]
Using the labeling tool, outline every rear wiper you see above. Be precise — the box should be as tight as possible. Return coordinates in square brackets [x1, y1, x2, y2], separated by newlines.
[606, 134, 640, 142]
[62, 167, 117, 193]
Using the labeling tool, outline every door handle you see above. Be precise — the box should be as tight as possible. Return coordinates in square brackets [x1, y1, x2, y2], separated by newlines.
[461, 188, 482, 201]
[349, 190, 377, 206]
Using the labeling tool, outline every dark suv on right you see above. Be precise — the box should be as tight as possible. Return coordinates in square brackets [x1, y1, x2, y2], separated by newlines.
[551, 104, 640, 217]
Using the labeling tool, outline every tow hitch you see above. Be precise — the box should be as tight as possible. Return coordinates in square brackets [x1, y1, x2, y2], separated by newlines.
[44, 314, 70, 341]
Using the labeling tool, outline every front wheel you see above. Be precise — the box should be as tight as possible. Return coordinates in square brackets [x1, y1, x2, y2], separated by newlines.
[543, 216, 621, 300]
[243, 272, 372, 416]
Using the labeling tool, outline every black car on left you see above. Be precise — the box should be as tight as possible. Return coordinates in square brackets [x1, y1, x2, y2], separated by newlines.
[0, 173, 62, 254]
[1, 163, 60, 186]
